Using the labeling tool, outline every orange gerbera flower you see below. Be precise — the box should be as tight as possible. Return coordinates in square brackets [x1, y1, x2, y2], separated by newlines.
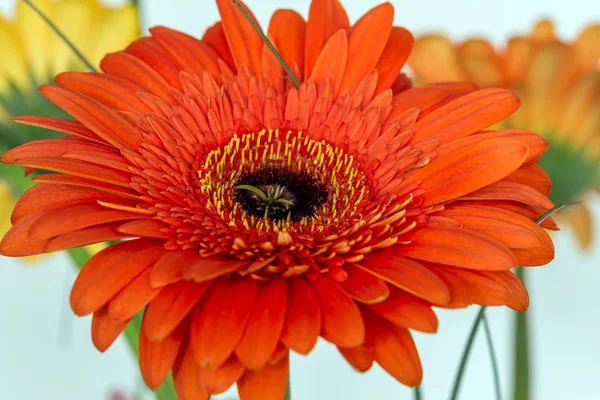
[1, 0, 555, 399]
[409, 20, 600, 248]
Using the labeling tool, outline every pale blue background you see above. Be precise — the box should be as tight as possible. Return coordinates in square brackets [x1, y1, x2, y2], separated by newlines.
[0, 0, 599, 399]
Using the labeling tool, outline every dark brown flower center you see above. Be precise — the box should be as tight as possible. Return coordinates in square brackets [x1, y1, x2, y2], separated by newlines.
[234, 167, 328, 222]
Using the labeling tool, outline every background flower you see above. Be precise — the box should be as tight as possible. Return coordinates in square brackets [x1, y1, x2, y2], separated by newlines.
[408, 19, 600, 248]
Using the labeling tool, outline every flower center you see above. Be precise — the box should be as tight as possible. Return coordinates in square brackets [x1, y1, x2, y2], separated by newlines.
[234, 167, 328, 222]
[197, 129, 368, 233]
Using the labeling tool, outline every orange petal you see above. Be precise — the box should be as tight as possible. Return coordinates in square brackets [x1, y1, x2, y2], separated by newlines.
[405, 137, 528, 206]
[267, 10, 306, 77]
[149, 250, 196, 287]
[11, 116, 103, 143]
[198, 355, 245, 395]
[310, 29, 348, 94]
[91, 306, 129, 352]
[482, 129, 549, 165]
[183, 256, 251, 283]
[139, 320, 185, 389]
[39, 85, 140, 150]
[125, 37, 183, 90]
[461, 180, 555, 210]
[439, 205, 550, 249]
[143, 280, 211, 342]
[402, 226, 518, 271]
[118, 219, 170, 239]
[0, 212, 48, 256]
[150, 26, 220, 78]
[337, 265, 390, 304]
[304, 0, 350, 79]
[375, 27, 413, 95]
[574, 24, 600, 70]
[70, 240, 165, 316]
[367, 310, 422, 387]
[32, 174, 139, 199]
[235, 279, 287, 370]
[358, 255, 450, 304]
[173, 346, 210, 400]
[280, 278, 321, 355]
[216, 0, 263, 74]
[368, 288, 438, 333]
[11, 183, 126, 224]
[28, 203, 146, 241]
[237, 353, 289, 400]
[190, 277, 258, 369]
[338, 341, 375, 372]
[410, 88, 520, 144]
[307, 276, 365, 348]
[458, 39, 505, 88]
[108, 268, 161, 323]
[45, 222, 129, 252]
[55, 72, 150, 113]
[100, 51, 175, 102]
[203, 22, 236, 70]
[338, 3, 394, 94]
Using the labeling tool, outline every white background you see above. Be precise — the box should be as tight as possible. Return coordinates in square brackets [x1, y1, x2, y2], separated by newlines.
[0, 0, 599, 399]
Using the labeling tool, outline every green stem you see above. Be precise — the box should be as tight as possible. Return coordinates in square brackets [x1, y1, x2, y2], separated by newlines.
[449, 306, 486, 400]
[482, 313, 502, 400]
[512, 268, 530, 400]
[413, 386, 423, 400]
[65, 248, 178, 400]
[284, 366, 291, 400]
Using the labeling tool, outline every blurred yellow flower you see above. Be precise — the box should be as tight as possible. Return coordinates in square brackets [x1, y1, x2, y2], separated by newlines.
[408, 20, 600, 248]
[0, 0, 139, 262]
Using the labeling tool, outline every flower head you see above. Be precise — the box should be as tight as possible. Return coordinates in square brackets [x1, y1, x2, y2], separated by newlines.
[1, 0, 555, 398]
[409, 20, 600, 247]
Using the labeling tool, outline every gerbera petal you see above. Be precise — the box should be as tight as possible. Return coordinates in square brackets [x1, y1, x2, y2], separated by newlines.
[143, 280, 212, 342]
[310, 29, 348, 94]
[139, 320, 185, 390]
[173, 347, 210, 400]
[280, 278, 321, 355]
[198, 355, 245, 395]
[267, 10, 306, 76]
[28, 203, 147, 241]
[404, 137, 528, 206]
[563, 204, 593, 248]
[190, 277, 258, 369]
[367, 310, 422, 387]
[44, 222, 130, 252]
[216, 0, 263, 74]
[304, 0, 350, 79]
[337, 339, 375, 372]
[409, 35, 466, 83]
[70, 240, 165, 316]
[183, 256, 252, 283]
[338, 2, 394, 94]
[124, 36, 184, 89]
[150, 26, 221, 78]
[54, 72, 150, 113]
[368, 288, 438, 333]
[337, 265, 390, 304]
[118, 219, 170, 239]
[235, 279, 288, 370]
[375, 27, 414, 94]
[237, 353, 289, 400]
[307, 276, 365, 348]
[0, 212, 48, 256]
[410, 89, 520, 144]
[11, 116, 104, 143]
[358, 255, 449, 304]
[149, 251, 196, 287]
[108, 269, 161, 323]
[402, 226, 518, 270]
[438, 205, 550, 249]
[39, 85, 141, 150]
[574, 24, 600, 70]
[461, 180, 555, 210]
[91, 306, 129, 352]
[202, 22, 236, 69]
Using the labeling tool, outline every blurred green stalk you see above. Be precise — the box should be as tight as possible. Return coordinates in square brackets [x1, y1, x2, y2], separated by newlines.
[512, 267, 530, 400]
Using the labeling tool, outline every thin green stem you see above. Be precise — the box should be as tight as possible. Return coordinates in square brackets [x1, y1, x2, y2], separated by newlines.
[231, 0, 301, 88]
[22, 0, 97, 72]
[413, 386, 423, 400]
[512, 267, 529, 400]
[449, 306, 486, 400]
[284, 366, 291, 400]
[482, 313, 502, 400]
